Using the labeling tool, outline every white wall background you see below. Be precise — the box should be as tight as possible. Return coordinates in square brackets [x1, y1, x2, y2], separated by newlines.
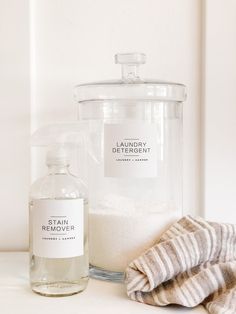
[0, 0, 30, 250]
[203, 0, 236, 222]
[1, 0, 235, 250]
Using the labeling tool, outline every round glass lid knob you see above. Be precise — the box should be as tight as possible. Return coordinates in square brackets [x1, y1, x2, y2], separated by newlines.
[115, 53, 146, 83]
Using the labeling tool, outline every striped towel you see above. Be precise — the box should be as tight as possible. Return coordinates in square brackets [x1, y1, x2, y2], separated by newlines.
[125, 216, 236, 314]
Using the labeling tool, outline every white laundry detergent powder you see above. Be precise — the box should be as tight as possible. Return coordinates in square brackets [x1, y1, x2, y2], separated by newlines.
[89, 194, 181, 272]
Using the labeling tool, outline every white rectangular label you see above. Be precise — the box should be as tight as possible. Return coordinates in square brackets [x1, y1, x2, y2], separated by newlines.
[32, 199, 84, 258]
[104, 123, 157, 177]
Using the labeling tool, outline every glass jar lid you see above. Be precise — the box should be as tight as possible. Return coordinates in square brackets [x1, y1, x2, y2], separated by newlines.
[75, 53, 186, 102]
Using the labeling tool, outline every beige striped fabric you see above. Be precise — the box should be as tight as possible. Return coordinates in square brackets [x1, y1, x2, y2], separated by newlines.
[125, 216, 236, 314]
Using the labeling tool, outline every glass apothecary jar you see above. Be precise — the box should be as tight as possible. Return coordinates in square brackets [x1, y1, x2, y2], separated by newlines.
[74, 53, 186, 282]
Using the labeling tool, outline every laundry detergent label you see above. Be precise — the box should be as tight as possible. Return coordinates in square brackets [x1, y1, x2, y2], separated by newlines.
[104, 123, 158, 177]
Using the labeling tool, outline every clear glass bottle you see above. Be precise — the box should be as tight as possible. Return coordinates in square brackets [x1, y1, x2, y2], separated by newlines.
[29, 146, 89, 296]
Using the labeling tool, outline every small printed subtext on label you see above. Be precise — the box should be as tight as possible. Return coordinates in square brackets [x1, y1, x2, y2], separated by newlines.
[32, 199, 84, 259]
[104, 124, 158, 178]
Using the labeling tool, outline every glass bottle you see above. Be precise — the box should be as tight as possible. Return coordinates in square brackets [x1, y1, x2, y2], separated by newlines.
[29, 146, 89, 296]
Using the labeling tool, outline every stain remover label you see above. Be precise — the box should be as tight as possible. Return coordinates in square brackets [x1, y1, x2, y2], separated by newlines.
[32, 199, 84, 258]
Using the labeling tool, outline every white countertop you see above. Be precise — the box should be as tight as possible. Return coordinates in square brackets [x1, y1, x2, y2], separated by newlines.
[0, 252, 207, 314]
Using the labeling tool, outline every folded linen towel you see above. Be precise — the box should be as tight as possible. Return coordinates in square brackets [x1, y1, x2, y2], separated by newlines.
[125, 216, 236, 314]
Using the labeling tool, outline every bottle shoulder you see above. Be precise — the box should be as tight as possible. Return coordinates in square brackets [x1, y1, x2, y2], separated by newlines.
[30, 173, 87, 200]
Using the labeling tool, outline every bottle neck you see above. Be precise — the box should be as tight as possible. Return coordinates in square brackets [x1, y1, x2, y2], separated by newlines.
[47, 163, 70, 175]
